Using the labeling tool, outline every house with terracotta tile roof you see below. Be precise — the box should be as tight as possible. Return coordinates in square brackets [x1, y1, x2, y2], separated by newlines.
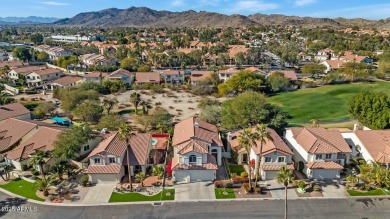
[0, 103, 31, 121]
[228, 127, 294, 180]
[83, 71, 109, 83]
[171, 117, 224, 183]
[342, 130, 390, 166]
[135, 72, 161, 85]
[49, 76, 83, 89]
[162, 70, 185, 84]
[86, 132, 157, 184]
[0, 119, 37, 154]
[284, 127, 352, 179]
[321, 60, 345, 73]
[190, 71, 213, 85]
[219, 68, 240, 83]
[107, 68, 135, 86]
[269, 70, 298, 81]
[7, 65, 45, 81]
[25, 68, 64, 87]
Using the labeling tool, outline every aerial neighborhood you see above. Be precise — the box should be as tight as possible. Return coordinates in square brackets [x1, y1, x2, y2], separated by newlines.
[1, 7, 390, 216]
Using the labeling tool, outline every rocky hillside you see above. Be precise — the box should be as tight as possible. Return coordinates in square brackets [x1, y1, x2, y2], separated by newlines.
[54, 7, 390, 29]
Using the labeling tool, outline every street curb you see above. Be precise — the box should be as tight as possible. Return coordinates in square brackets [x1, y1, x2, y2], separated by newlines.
[1, 188, 389, 207]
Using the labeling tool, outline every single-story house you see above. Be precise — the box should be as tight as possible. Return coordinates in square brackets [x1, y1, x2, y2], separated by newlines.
[0, 103, 31, 121]
[135, 72, 161, 85]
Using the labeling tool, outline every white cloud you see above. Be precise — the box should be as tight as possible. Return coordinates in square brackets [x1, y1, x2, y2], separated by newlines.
[171, 0, 185, 7]
[40, 1, 68, 6]
[228, 1, 279, 14]
[294, 0, 317, 7]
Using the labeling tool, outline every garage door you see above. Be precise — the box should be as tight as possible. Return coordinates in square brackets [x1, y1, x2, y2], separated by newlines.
[90, 174, 120, 184]
[190, 170, 215, 182]
[264, 171, 277, 180]
[312, 170, 339, 179]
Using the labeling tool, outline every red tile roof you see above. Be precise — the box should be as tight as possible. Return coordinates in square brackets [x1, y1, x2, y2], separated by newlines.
[0, 61, 24, 68]
[135, 72, 161, 83]
[190, 71, 213, 82]
[88, 132, 127, 158]
[355, 130, 390, 164]
[0, 119, 37, 152]
[151, 134, 169, 150]
[262, 164, 294, 171]
[177, 139, 209, 155]
[291, 128, 352, 154]
[51, 76, 82, 86]
[306, 161, 343, 170]
[0, 103, 30, 121]
[172, 117, 222, 147]
[86, 164, 122, 174]
[109, 68, 134, 78]
[32, 68, 63, 76]
[230, 127, 293, 156]
[269, 70, 297, 81]
[171, 154, 218, 170]
[84, 71, 109, 78]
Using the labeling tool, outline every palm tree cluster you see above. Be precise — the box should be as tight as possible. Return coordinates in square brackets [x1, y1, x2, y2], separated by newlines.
[130, 92, 151, 116]
[347, 160, 390, 190]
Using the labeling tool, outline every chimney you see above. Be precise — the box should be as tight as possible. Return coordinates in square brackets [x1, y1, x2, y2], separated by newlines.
[353, 124, 359, 132]
[194, 121, 199, 128]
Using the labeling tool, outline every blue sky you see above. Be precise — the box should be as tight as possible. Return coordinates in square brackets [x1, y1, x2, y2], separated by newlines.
[2, 0, 390, 19]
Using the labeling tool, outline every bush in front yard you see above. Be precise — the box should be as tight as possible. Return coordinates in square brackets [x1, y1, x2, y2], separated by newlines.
[80, 175, 89, 187]
[214, 180, 233, 188]
[232, 177, 249, 184]
[243, 183, 252, 193]
[240, 172, 248, 178]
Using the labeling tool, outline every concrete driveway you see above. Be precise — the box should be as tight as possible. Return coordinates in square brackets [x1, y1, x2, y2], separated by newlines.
[82, 183, 115, 204]
[175, 182, 215, 201]
[266, 180, 298, 199]
[319, 180, 347, 198]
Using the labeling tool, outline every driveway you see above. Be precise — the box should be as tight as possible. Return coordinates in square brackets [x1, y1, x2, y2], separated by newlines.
[318, 180, 347, 198]
[266, 180, 298, 199]
[82, 183, 116, 204]
[175, 182, 215, 201]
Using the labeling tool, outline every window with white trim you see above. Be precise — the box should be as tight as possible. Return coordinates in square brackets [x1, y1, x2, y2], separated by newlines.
[84, 145, 90, 151]
[278, 156, 285, 163]
[315, 154, 323, 160]
[265, 157, 272, 163]
[325, 154, 332, 159]
[189, 155, 197, 163]
[109, 158, 116, 163]
[94, 158, 100, 164]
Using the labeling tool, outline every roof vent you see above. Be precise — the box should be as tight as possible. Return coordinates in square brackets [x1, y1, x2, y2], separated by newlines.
[194, 121, 199, 128]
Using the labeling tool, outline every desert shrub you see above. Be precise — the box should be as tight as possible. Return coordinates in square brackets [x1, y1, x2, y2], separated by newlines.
[313, 185, 321, 192]
[298, 181, 306, 189]
[80, 175, 89, 187]
[240, 172, 248, 178]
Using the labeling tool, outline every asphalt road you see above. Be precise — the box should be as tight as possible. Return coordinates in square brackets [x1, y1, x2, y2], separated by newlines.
[1, 192, 390, 219]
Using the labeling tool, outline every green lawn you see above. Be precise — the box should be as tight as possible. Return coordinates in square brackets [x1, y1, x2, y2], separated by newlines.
[347, 189, 387, 196]
[228, 165, 245, 176]
[269, 81, 390, 123]
[215, 188, 236, 199]
[0, 178, 45, 201]
[109, 189, 175, 202]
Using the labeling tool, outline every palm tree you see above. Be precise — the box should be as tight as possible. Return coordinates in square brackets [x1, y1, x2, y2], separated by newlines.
[0, 164, 11, 181]
[238, 127, 256, 192]
[52, 163, 65, 180]
[254, 124, 273, 187]
[139, 101, 150, 115]
[102, 97, 118, 114]
[118, 123, 134, 191]
[310, 119, 319, 127]
[130, 92, 141, 115]
[0, 65, 10, 82]
[29, 150, 49, 180]
[36, 175, 55, 196]
[276, 165, 295, 219]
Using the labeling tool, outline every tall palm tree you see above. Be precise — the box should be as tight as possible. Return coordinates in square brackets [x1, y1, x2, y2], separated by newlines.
[130, 92, 141, 115]
[29, 150, 48, 180]
[52, 163, 65, 180]
[0, 65, 10, 82]
[254, 124, 273, 187]
[238, 127, 256, 192]
[0, 164, 11, 181]
[36, 174, 55, 196]
[118, 123, 134, 191]
[102, 97, 118, 114]
[276, 165, 295, 219]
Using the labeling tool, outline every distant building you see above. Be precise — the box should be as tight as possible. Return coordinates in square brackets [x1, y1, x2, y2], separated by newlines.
[33, 45, 73, 60]
[51, 35, 92, 43]
[25, 68, 64, 87]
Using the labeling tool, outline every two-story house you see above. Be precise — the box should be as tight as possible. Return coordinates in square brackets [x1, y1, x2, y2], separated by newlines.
[80, 53, 112, 67]
[219, 68, 239, 83]
[83, 71, 108, 83]
[171, 117, 224, 183]
[228, 127, 294, 180]
[107, 68, 134, 86]
[162, 70, 185, 84]
[7, 66, 44, 81]
[284, 127, 352, 179]
[135, 72, 161, 85]
[190, 71, 213, 85]
[86, 132, 154, 184]
[25, 68, 64, 87]
[342, 129, 390, 166]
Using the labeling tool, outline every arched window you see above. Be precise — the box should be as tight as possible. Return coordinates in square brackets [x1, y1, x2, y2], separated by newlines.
[189, 155, 197, 163]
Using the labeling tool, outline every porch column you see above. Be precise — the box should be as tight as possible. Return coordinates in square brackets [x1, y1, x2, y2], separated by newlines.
[218, 147, 222, 166]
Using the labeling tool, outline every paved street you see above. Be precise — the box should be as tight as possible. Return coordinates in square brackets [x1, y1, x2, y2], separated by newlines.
[82, 183, 115, 204]
[175, 182, 215, 201]
[1, 192, 390, 219]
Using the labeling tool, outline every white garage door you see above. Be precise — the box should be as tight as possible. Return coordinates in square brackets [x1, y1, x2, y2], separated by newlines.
[264, 171, 277, 180]
[90, 174, 120, 184]
[174, 170, 216, 183]
[312, 170, 339, 179]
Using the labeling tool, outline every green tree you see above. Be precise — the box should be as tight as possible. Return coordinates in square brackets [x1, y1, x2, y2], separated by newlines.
[150, 108, 173, 133]
[199, 105, 221, 125]
[152, 165, 164, 179]
[12, 47, 31, 61]
[135, 172, 146, 187]
[266, 72, 290, 92]
[253, 124, 273, 187]
[137, 64, 151, 72]
[0, 65, 10, 81]
[36, 175, 55, 196]
[276, 166, 294, 219]
[118, 123, 134, 191]
[53, 125, 94, 161]
[51, 163, 65, 180]
[301, 63, 326, 78]
[339, 62, 369, 82]
[30, 33, 44, 45]
[96, 114, 126, 131]
[28, 150, 49, 180]
[33, 102, 56, 118]
[0, 96, 15, 105]
[130, 92, 141, 115]
[74, 100, 103, 123]
[349, 91, 390, 129]
[57, 55, 79, 69]
[36, 51, 49, 61]
[218, 70, 265, 96]
[221, 91, 288, 131]
[120, 57, 137, 70]
[102, 97, 118, 114]
[238, 127, 256, 192]
[57, 89, 99, 112]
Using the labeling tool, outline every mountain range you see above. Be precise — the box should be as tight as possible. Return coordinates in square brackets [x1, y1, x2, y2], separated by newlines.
[0, 16, 59, 24]
[8, 7, 390, 29]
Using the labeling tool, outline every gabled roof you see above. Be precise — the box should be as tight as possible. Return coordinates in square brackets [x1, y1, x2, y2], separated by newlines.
[86, 164, 122, 174]
[108, 68, 134, 78]
[31, 68, 63, 76]
[0, 119, 37, 152]
[84, 71, 109, 78]
[0, 103, 30, 121]
[88, 132, 127, 158]
[177, 139, 209, 155]
[306, 161, 343, 170]
[0, 60, 24, 68]
[171, 154, 218, 170]
[190, 71, 213, 82]
[291, 128, 352, 154]
[230, 127, 293, 156]
[135, 72, 161, 83]
[10, 66, 45, 75]
[172, 117, 222, 147]
[355, 130, 390, 164]
[5, 127, 63, 161]
[51, 76, 82, 86]
[323, 60, 345, 69]
[269, 70, 297, 81]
